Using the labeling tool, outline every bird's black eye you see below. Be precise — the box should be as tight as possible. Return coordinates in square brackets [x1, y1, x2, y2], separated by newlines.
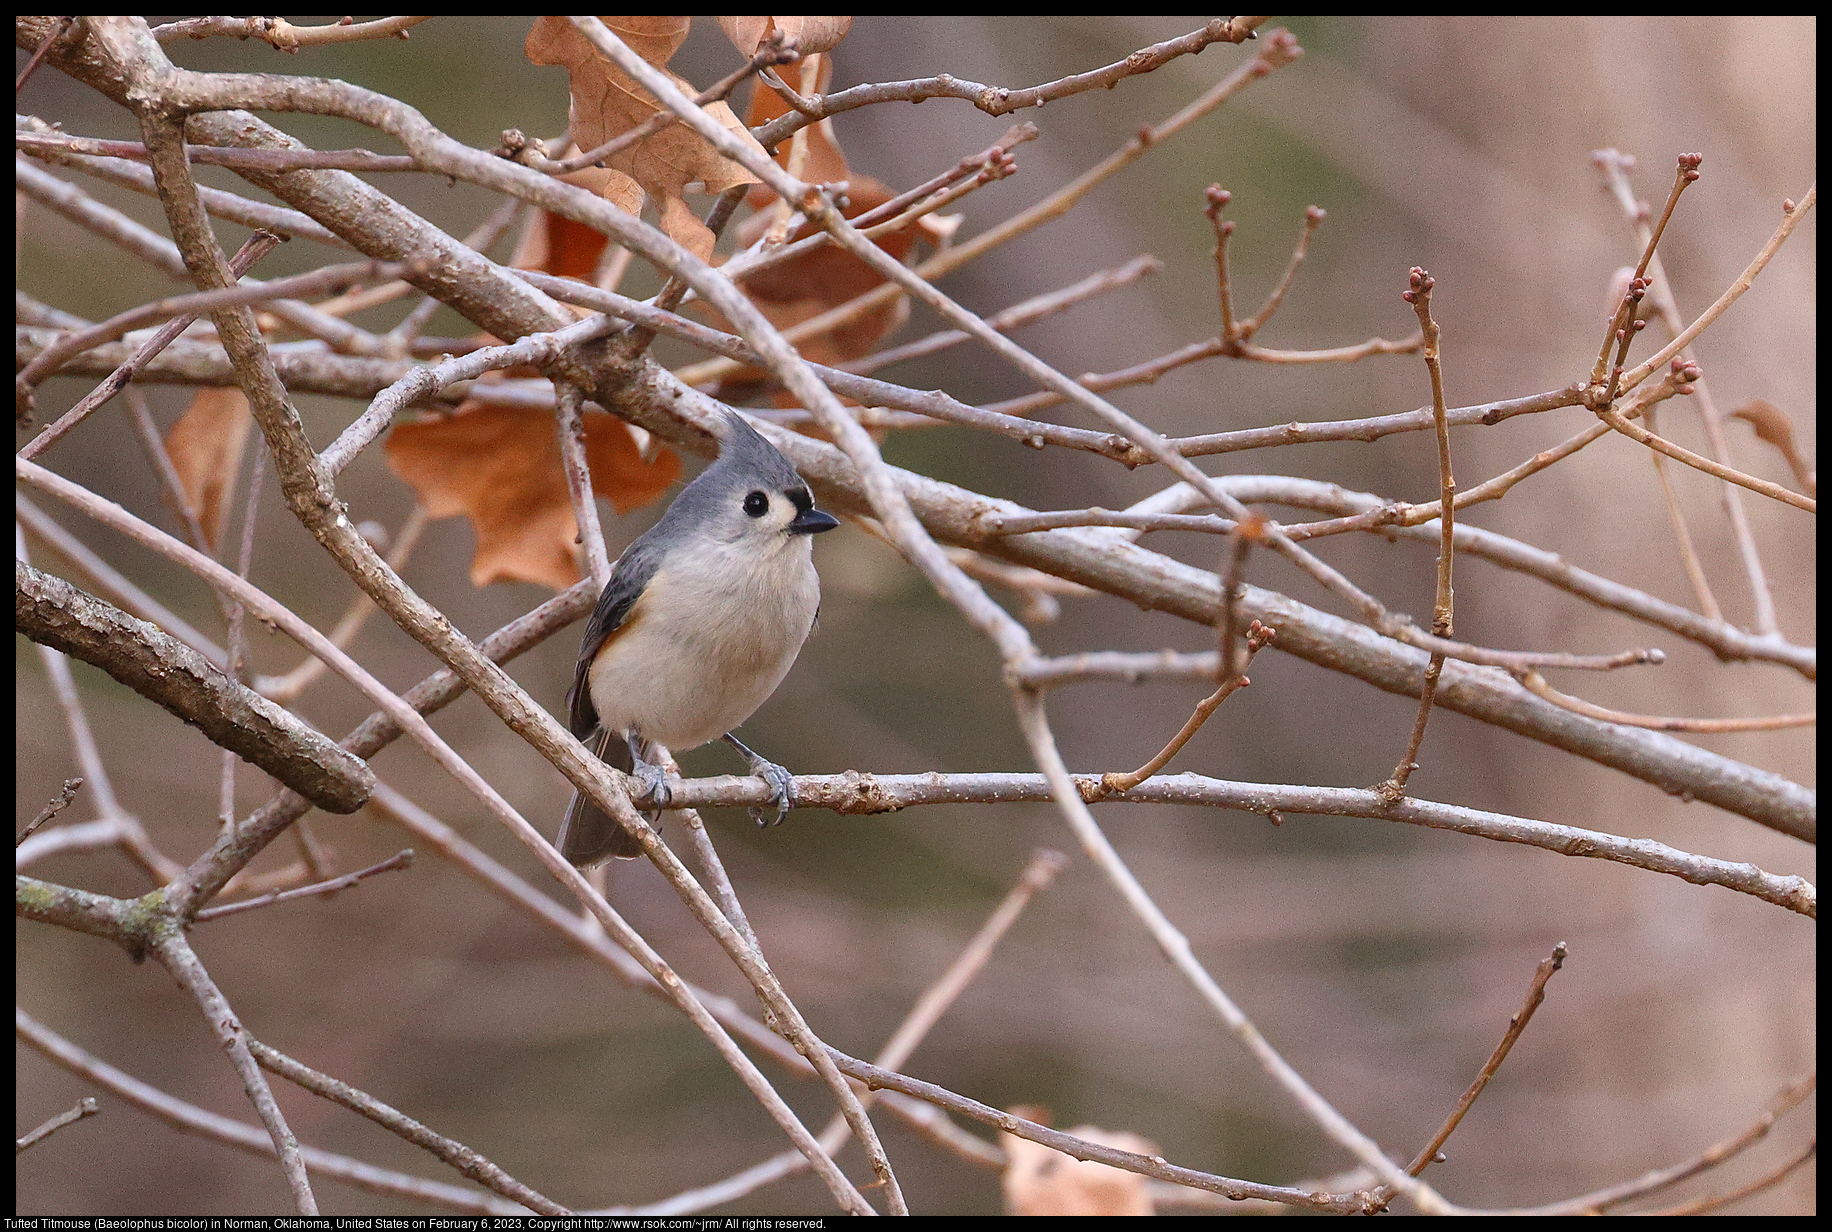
[743, 490, 769, 518]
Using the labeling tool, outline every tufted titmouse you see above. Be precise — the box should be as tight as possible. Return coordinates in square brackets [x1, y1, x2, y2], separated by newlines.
[557, 411, 839, 866]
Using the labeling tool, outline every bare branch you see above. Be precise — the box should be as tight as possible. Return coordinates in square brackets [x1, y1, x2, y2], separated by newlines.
[16, 561, 376, 814]
[153, 931, 318, 1213]
[14, 1097, 99, 1155]
[247, 1040, 568, 1214]
[18, 777, 83, 848]
[16, 1008, 528, 1213]
[665, 770, 1815, 917]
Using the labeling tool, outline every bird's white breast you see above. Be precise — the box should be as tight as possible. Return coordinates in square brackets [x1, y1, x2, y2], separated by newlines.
[587, 532, 820, 752]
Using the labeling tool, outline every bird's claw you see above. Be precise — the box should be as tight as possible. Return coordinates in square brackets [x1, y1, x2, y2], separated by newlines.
[722, 734, 796, 828]
[629, 759, 672, 822]
[748, 759, 796, 828]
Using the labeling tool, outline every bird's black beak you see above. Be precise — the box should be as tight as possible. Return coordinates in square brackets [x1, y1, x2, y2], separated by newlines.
[789, 507, 840, 535]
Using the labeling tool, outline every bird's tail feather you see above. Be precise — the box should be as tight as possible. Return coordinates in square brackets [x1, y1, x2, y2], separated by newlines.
[558, 728, 644, 865]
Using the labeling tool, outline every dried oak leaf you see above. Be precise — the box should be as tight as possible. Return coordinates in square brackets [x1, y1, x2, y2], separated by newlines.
[1001, 1112, 1158, 1217]
[385, 401, 680, 590]
[718, 16, 852, 58]
[525, 16, 768, 263]
[508, 166, 619, 282]
[1729, 398, 1815, 497]
[700, 56, 956, 386]
[164, 386, 253, 550]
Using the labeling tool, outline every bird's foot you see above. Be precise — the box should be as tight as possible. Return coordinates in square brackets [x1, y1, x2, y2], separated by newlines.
[628, 757, 672, 822]
[724, 733, 795, 826]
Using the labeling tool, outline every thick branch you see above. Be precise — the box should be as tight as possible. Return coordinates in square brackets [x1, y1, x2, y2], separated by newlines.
[16, 562, 375, 814]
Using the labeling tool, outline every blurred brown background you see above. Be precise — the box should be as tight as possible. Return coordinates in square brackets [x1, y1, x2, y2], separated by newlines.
[17, 16, 1815, 1215]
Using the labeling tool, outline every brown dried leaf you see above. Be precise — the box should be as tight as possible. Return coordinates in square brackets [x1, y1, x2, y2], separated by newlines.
[384, 401, 680, 590]
[164, 386, 252, 550]
[718, 16, 852, 58]
[525, 16, 767, 262]
[745, 51, 848, 187]
[509, 168, 616, 281]
[1001, 1114, 1158, 1217]
[698, 60, 955, 384]
[1729, 398, 1815, 496]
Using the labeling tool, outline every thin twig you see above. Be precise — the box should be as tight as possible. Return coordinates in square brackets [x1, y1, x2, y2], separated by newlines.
[18, 778, 83, 848]
[1643, 1139, 1816, 1216]
[1643, 402, 1726, 621]
[1010, 691, 1453, 1212]
[1594, 404, 1814, 512]
[663, 769, 1816, 917]
[1240, 206, 1327, 337]
[257, 505, 430, 703]
[1518, 670, 1814, 733]
[1101, 622, 1273, 795]
[150, 15, 431, 49]
[1404, 943, 1568, 1180]
[671, 805, 761, 955]
[841, 253, 1157, 377]
[16, 1009, 526, 1213]
[19, 531, 125, 823]
[1614, 184, 1815, 393]
[14, 1096, 99, 1154]
[16, 130, 420, 173]
[154, 931, 318, 1213]
[1491, 1072, 1816, 1215]
[121, 387, 218, 562]
[750, 18, 1267, 146]
[554, 382, 611, 589]
[247, 1040, 568, 1214]
[1380, 268, 1452, 799]
[1207, 186, 1238, 339]
[195, 851, 415, 922]
[1594, 150, 1788, 635]
[15, 16, 75, 94]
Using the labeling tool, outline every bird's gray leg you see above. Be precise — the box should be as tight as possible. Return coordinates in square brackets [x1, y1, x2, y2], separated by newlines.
[723, 733, 795, 826]
[627, 733, 672, 820]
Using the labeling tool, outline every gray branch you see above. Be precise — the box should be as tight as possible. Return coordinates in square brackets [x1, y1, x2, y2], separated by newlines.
[16, 562, 374, 814]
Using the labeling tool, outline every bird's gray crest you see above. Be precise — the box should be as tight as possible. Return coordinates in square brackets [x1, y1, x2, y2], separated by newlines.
[708, 409, 803, 492]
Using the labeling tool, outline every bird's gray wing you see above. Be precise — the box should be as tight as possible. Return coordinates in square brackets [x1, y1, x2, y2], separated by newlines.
[560, 540, 668, 867]
[566, 539, 665, 738]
